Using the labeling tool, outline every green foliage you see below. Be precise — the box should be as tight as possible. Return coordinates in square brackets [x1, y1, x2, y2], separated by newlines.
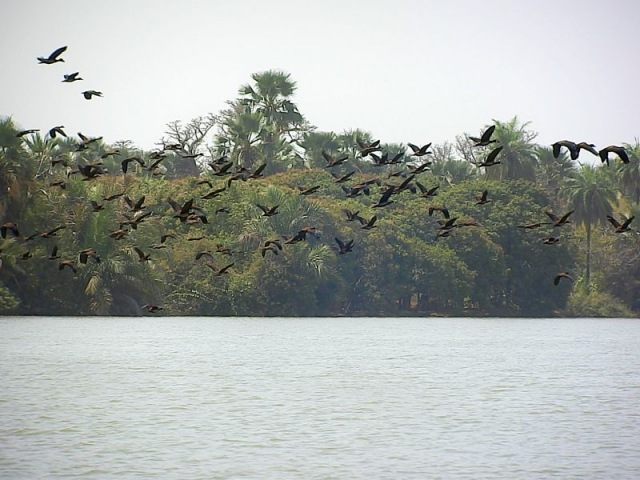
[0, 284, 19, 312]
[1, 75, 638, 318]
[563, 289, 635, 318]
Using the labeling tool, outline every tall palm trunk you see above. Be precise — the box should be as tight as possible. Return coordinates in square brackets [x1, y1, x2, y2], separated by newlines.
[585, 222, 591, 290]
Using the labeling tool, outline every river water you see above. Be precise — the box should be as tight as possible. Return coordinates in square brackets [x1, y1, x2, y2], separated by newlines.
[1, 316, 639, 479]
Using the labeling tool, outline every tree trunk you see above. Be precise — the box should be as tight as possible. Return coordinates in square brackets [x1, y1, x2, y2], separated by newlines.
[585, 222, 591, 290]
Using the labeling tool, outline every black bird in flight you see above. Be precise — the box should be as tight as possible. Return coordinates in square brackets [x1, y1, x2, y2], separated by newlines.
[134, 247, 151, 262]
[554, 272, 574, 286]
[48, 245, 61, 260]
[16, 129, 39, 137]
[416, 182, 438, 199]
[257, 204, 279, 217]
[38, 46, 67, 64]
[546, 210, 574, 227]
[599, 145, 629, 165]
[607, 215, 634, 233]
[1, 222, 20, 238]
[475, 190, 491, 205]
[552, 140, 579, 160]
[82, 90, 103, 100]
[322, 150, 348, 168]
[576, 142, 599, 157]
[356, 138, 381, 157]
[407, 143, 432, 157]
[62, 72, 83, 82]
[478, 146, 503, 167]
[335, 237, 354, 254]
[428, 205, 450, 219]
[58, 260, 77, 274]
[49, 126, 67, 138]
[469, 125, 496, 147]
[359, 215, 378, 230]
[372, 187, 395, 208]
[206, 263, 234, 276]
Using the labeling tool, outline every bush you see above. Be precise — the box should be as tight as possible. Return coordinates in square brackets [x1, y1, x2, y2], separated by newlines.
[562, 289, 636, 318]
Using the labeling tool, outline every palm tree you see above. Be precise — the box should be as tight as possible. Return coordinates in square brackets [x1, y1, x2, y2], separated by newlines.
[239, 70, 304, 136]
[618, 139, 640, 204]
[482, 116, 539, 181]
[214, 101, 263, 169]
[0, 117, 37, 218]
[430, 158, 477, 186]
[535, 145, 576, 201]
[561, 164, 617, 288]
[239, 71, 310, 161]
[299, 131, 340, 169]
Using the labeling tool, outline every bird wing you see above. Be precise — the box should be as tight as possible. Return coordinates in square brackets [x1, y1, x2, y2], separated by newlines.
[407, 143, 420, 153]
[134, 247, 146, 260]
[621, 216, 635, 229]
[219, 263, 234, 274]
[607, 215, 621, 228]
[485, 146, 503, 163]
[545, 211, 559, 223]
[49, 46, 67, 60]
[559, 210, 574, 223]
[481, 125, 496, 143]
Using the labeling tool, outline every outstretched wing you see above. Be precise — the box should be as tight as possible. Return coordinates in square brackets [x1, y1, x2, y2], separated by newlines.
[49, 46, 67, 60]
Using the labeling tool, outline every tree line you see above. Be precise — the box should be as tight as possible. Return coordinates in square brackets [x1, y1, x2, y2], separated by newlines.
[1, 70, 638, 317]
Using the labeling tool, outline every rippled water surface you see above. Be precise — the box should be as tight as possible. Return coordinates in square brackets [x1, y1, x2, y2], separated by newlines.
[1, 317, 639, 479]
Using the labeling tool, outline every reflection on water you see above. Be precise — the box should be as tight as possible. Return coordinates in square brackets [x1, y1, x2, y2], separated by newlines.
[1, 317, 639, 479]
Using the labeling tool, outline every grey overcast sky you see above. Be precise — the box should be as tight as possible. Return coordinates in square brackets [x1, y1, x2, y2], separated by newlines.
[2, 0, 639, 151]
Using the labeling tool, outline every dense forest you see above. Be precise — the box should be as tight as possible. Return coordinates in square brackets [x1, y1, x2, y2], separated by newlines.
[1, 70, 638, 317]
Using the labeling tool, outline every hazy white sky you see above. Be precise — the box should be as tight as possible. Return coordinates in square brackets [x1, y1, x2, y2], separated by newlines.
[2, 0, 639, 151]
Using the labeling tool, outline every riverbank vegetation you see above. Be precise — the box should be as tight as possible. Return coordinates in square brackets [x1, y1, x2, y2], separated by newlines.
[1, 71, 638, 317]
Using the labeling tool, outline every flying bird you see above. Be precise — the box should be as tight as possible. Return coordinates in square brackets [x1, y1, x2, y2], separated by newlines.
[415, 182, 438, 199]
[478, 146, 503, 167]
[372, 188, 395, 208]
[37, 46, 67, 64]
[607, 215, 635, 233]
[62, 72, 83, 82]
[576, 142, 599, 157]
[121, 156, 145, 174]
[58, 260, 77, 274]
[206, 263, 234, 276]
[359, 215, 378, 230]
[554, 272, 574, 286]
[297, 185, 320, 195]
[133, 247, 151, 262]
[322, 150, 348, 168]
[257, 204, 279, 217]
[16, 129, 39, 137]
[475, 190, 491, 205]
[546, 210, 574, 227]
[82, 90, 103, 100]
[343, 209, 364, 223]
[79, 248, 101, 264]
[599, 145, 629, 165]
[45, 244, 60, 260]
[407, 143, 432, 157]
[356, 139, 381, 157]
[335, 237, 354, 254]
[428, 205, 450, 219]
[552, 140, 579, 160]
[469, 125, 496, 147]
[1, 222, 20, 239]
[541, 237, 560, 245]
[48, 126, 67, 138]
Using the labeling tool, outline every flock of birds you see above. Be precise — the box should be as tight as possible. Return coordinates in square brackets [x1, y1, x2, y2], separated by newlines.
[1, 45, 636, 313]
